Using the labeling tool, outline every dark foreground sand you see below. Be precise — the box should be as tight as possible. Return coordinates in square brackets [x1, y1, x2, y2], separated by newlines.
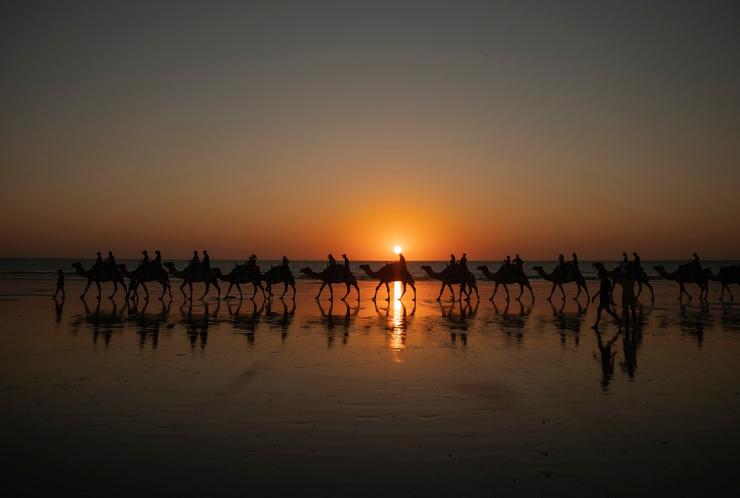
[1, 277, 739, 497]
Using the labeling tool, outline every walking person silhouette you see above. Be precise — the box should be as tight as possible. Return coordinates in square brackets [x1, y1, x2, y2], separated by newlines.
[54, 268, 65, 298]
[591, 269, 620, 329]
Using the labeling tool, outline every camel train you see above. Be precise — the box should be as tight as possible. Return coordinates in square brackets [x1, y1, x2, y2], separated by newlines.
[69, 251, 739, 304]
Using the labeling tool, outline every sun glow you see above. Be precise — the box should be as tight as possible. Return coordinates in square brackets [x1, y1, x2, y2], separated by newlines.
[393, 245, 402, 255]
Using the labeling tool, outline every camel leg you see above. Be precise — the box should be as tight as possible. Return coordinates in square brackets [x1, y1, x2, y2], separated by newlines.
[410, 282, 416, 301]
[225, 282, 233, 298]
[472, 283, 479, 300]
[342, 283, 352, 300]
[188, 282, 194, 300]
[504, 284, 510, 301]
[291, 282, 297, 300]
[179, 282, 187, 299]
[279, 283, 287, 298]
[399, 282, 407, 299]
[547, 283, 556, 301]
[574, 283, 581, 301]
[329, 283, 335, 301]
[526, 283, 535, 303]
[141, 282, 149, 299]
[213, 281, 221, 300]
[644, 281, 655, 302]
[354, 282, 360, 301]
[81, 279, 92, 298]
[201, 282, 210, 300]
[558, 283, 566, 301]
[385, 282, 390, 302]
[491, 282, 499, 301]
[436, 283, 445, 301]
[516, 283, 523, 301]
[95, 281, 102, 299]
[373, 282, 382, 301]
[636, 281, 642, 299]
[449, 284, 456, 303]
[160, 281, 167, 300]
[316, 282, 326, 300]
[726, 284, 734, 302]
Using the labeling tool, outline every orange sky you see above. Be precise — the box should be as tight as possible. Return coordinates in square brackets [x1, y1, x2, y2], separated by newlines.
[1, 2, 739, 260]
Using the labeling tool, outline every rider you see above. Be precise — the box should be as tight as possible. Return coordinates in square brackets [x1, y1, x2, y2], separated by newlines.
[449, 254, 456, 267]
[557, 253, 566, 272]
[141, 250, 149, 265]
[153, 250, 162, 266]
[620, 252, 629, 276]
[342, 254, 350, 269]
[460, 253, 468, 269]
[692, 252, 701, 273]
[107, 251, 117, 266]
[327, 254, 337, 267]
[247, 254, 257, 267]
[202, 250, 210, 269]
[94, 251, 104, 269]
[572, 252, 579, 269]
[632, 252, 641, 276]
[282, 256, 290, 267]
[191, 251, 200, 265]
[513, 254, 523, 268]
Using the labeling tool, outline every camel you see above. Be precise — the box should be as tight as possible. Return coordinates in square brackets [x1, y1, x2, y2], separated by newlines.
[164, 262, 221, 300]
[420, 264, 479, 302]
[300, 265, 360, 300]
[477, 264, 534, 302]
[592, 262, 654, 303]
[709, 265, 740, 301]
[262, 265, 297, 299]
[358, 262, 416, 301]
[654, 264, 710, 302]
[121, 263, 172, 300]
[215, 264, 265, 299]
[532, 263, 589, 301]
[72, 262, 128, 299]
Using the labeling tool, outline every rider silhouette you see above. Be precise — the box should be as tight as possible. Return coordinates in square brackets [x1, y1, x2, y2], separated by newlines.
[460, 253, 468, 268]
[107, 251, 116, 266]
[202, 250, 210, 269]
[449, 254, 456, 267]
[513, 254, 523, 268]
[327, 254, 337, 267]
[247, 254, 257, 267]
[95, 252, 103, 268]
[692, 252, 701, 272]
[153, 250, 162, 265]
[572, 252, 579, 269]
[191, 251, 200, 265]
[342, 254, 350, 269]
[282, 256, 290, 267]
[141, 250, 149, 265]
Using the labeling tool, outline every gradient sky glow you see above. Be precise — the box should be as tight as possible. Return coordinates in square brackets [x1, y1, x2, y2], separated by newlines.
[2, 0, 739, 259]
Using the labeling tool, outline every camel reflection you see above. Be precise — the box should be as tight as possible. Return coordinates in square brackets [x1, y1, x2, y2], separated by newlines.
[70, 298, 125, 348]
[318, 299, 359, 347]
[439, 299, 478, 346]
[226, 298, 263, 345]
[126, 298, 172, 350]
[490, 300, 532, 346]
[178, 300, 221, 350]
[720, 303, 740, 332]
[547, 299, 588, 347]
[264, 298, 296, 342]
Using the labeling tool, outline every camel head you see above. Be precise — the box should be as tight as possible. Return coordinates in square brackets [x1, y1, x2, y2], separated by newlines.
[420, 265, 432, 272]
[477, 265, 488, 272]
[358, 264, 370, 271]
[299, 267, 314, 276]
[71, 262, 83, 270]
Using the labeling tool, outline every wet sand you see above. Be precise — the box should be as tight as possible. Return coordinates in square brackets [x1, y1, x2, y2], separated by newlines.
[2, 277, 740, 497]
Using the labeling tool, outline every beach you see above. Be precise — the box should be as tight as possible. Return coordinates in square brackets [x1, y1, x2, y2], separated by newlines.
[2, 273, 740, 497]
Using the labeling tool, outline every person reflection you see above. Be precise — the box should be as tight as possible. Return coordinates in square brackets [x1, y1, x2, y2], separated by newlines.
[53, 295, 65, 323]
[593, 328, 621, 391]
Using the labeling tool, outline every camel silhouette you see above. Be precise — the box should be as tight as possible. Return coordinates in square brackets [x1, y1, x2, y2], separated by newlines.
[654, 264, 710, 302]
[300, 265, 360, 301]
[262, 265, 296, 299]
[164, 262, 221, 301]
[420, 264, 478, 302]
[121, 263, 172, 300]
[592, 262, 654, 303]
[708, 265, 740, 301]
[359, 262, 416, 301]
[532, 264, 589, 301]
[477, 264, 534, 302]
[215, 264, 265, 299]
[72, 262, 128, 299]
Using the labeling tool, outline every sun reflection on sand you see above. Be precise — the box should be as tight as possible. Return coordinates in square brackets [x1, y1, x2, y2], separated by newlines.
[388, 281, 407, 362]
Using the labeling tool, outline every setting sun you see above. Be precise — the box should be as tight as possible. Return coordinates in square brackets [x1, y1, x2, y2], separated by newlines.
[393, 245, 403, 255]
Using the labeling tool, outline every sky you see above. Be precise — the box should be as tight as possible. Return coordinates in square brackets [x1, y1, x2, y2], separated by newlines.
[1, 0, 739, 260]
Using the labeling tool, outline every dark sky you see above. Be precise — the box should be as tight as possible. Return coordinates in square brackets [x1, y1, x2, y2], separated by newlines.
[2, 1, 739, 258]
